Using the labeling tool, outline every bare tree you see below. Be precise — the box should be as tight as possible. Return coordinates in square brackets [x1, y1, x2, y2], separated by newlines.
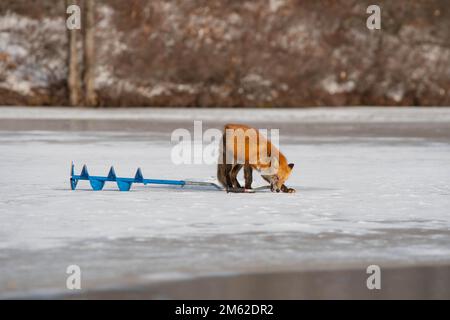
[83, 0, 97, 106]
[66, 0, 82, 106]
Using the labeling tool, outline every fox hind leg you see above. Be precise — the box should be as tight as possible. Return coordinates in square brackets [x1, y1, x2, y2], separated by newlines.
[244, 165, 253, 189]
[225, 164, 233, 188]
[217, 133, 234, 190]
[217, 163, 233, 188]
[217, 160, 233, 190]
[230, 164, 243, 189]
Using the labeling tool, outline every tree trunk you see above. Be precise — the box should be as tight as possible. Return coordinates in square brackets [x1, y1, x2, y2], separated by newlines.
[66, 0, 82, 106]
[83, 0, 97, 106]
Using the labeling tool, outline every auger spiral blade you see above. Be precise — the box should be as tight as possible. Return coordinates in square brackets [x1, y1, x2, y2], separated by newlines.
[80, 165, 90, 179]
[107, 166, 117, 180]
[135, 168, 144, 183]
[70, 162, 78, 190]
[71, 162, 188, 192]
[90, 179, 105, 191]
[117, 180, 132, 191]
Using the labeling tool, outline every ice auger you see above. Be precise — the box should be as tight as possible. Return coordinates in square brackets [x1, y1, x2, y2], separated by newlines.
[70, 162, 224, 192]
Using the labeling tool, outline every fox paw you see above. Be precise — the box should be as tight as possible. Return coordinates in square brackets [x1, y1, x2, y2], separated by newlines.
[227, 187, 246, 193]
[280, 185, 296, 193]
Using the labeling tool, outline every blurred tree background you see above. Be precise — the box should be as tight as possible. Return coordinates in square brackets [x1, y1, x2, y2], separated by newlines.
[0, 0, 449, 107]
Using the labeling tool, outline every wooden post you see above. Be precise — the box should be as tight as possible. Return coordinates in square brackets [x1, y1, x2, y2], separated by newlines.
[83, 0, 98, 106]
[66, 0, 82, 106]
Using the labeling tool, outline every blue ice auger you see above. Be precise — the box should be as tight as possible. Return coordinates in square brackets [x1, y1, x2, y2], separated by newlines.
[70, 162, 224, 192]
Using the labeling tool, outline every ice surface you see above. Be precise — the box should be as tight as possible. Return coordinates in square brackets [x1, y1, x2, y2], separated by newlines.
[0, 129, 449, 297]
[1, 106, 450, 123]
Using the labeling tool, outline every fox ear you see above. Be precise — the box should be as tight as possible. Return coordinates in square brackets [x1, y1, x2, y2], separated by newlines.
[288, 163, 294, 170]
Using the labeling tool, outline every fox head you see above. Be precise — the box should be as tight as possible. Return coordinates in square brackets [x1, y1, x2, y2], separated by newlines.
[262, 159, 294, 192]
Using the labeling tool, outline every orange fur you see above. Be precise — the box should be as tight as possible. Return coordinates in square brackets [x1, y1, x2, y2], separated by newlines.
[218, 124, 295, 193]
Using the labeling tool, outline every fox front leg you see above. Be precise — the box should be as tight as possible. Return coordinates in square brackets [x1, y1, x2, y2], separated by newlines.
[281, 184, 296, 193]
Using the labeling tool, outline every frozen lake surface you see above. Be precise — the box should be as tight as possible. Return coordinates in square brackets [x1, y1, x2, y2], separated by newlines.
[0, 108, 450, 298]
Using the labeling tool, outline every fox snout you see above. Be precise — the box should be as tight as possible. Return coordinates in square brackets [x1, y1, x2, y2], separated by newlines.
[270, 183, 281, 193]
[269, 177, 282, 193]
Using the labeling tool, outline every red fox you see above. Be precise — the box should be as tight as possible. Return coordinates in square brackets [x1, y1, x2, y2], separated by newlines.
[217, 124, 295, 193]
